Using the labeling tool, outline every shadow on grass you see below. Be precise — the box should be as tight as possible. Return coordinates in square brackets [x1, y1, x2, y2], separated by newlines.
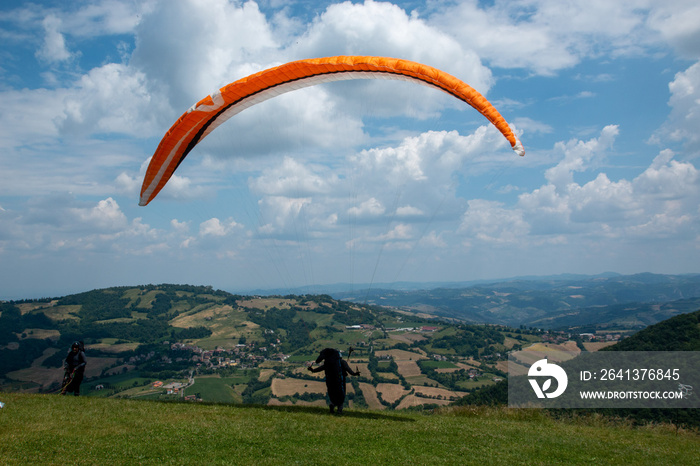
[256, 404, 416, 422]
[150, 398, 415, 422]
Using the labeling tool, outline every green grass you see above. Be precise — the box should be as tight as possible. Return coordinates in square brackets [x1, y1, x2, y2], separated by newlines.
[0, 392, 697, 465]
[82, 371, 152, 392]
[456, 378, 495, 390]
[420, 360, 457, 369]
[287, 353, 315, 362]
[184, 376, 241, 403]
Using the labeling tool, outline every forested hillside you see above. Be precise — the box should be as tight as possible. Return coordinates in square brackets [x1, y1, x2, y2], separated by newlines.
[602, 310, 700, 352]
[456, 310, 700, 427]
[336, 273, 700, 329]
[0, 284, 538, 408]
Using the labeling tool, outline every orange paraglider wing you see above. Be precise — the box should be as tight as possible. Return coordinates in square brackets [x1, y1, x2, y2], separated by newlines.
[140, 56, 524, 206]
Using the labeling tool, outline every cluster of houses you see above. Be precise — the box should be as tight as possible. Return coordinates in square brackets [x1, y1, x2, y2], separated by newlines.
[156, 324, 441, 372]
[167, 341, 289, 369]
[540, 331, 623, 344]
[578, 332, 623, 342]
[127, 350, 157, 364]
[345, 324, 440, 332]
[151, 380, 189, 395]
[385, 326, 440, 332]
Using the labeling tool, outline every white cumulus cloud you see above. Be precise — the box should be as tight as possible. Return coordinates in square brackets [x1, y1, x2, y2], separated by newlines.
[36, 14, 71, 63]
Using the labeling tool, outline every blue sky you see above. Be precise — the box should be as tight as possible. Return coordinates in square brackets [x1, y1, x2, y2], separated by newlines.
[1, 0, 699, 299]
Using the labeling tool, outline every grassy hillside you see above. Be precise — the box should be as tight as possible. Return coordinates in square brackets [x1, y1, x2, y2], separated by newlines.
[1, 284, 534, 408]
[0, 392, 697, 465]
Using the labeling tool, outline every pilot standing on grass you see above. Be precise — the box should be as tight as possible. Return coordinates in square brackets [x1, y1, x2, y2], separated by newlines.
[308, 347, 360, 415]
[61, 341, 87, 396]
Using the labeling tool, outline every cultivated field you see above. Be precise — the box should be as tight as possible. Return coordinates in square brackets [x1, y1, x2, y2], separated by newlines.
[413, 385, 467, 400]
[237, 298, 296, 310]
[39, 305, 81, 322]
[270, 377, 328, 397]
[395, 360, 422, 378]
[87, 341, 140, 353]
[184, 375, 239, 403]
[18, 329, 60, 341]
[396, 394, 452, 409]
[583, 341, 617, 351]
[169, 305, 238, 329]
[375, 383, 409, 404]
[525, 341, 581, 353]
[358, 382, 384, 410]
[389, 332, 427, 344]
[16, 301, 59, 314]
[375, 349, 428, 361]
[507, 341, 582, 376]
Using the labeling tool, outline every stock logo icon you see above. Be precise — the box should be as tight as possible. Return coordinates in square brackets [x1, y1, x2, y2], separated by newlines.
[528, 358, 568, 399]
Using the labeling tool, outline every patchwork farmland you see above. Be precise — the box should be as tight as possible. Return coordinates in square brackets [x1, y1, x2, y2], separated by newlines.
[1, 284, 552, 409]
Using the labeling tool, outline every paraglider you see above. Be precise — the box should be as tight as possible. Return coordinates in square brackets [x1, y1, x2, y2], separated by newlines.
[139, 56, 524, 206]
[308, 347, 360, 414]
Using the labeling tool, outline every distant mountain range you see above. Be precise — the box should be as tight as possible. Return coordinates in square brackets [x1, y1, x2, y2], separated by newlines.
[327, 273, 700, 330]
[240, 272, 625, 296]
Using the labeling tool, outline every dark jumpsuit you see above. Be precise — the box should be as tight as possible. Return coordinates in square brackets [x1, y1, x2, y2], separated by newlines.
[310, 348, 359, 413]
[63, 349, 87, 395]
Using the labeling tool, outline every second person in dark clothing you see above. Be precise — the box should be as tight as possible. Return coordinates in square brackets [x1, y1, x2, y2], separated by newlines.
[61, 341, 87, 396]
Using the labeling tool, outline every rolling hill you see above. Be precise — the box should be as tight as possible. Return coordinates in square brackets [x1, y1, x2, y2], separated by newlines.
[2, 286, 698, 464]
[0, 284, 531, 408]
[3, 281, 698, 416]
[457, 309, 700, 428]
[334, 273, 700, 329]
